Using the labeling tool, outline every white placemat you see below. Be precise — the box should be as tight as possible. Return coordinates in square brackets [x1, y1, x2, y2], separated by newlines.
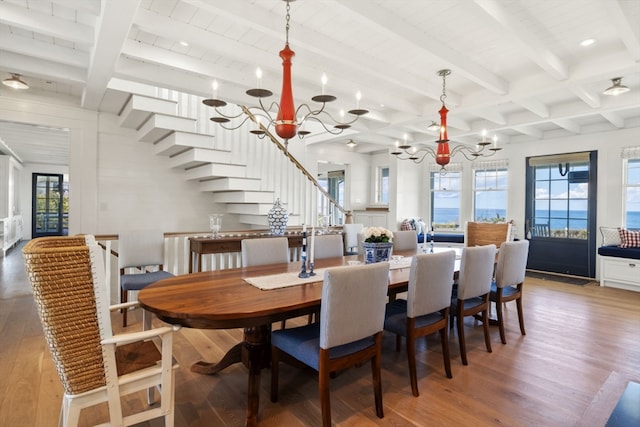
[244, 269, 326, 290]
[245, 257, 416, 291]
[389, 256, 413, 269]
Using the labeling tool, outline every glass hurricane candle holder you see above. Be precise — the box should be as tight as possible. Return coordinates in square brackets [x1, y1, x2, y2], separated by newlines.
[209, 214, 223, 238]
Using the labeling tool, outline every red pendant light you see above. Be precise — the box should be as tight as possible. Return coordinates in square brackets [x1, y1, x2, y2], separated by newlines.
[275, 44, 297, 139]
[202, 0, 368, 149]
[436, 104, 450, 166]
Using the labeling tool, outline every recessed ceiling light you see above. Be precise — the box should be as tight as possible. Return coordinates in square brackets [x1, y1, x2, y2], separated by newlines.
[580, 38, 595, 47]
[179, 41, 189, 47]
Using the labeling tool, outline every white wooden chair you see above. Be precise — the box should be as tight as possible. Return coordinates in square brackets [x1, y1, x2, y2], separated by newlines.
[23, 235, 179, 427]
[119, 229, 174, 327]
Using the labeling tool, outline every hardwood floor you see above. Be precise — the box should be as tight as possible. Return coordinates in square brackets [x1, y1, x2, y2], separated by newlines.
[1, 243, 639, 427]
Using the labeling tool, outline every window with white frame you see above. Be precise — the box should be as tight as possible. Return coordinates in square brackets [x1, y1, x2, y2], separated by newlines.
[375, 166, 389, 204]
[429, 163, 461, 230]
[473, 160, 509, 223]
[623, 147, 640, 229]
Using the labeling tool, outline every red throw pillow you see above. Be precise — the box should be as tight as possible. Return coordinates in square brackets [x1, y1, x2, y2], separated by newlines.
[618, 228, 640, 248]
[401, 219, 412, 231]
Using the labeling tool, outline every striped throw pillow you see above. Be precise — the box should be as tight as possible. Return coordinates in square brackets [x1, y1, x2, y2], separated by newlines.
[618, 228, 640, 248]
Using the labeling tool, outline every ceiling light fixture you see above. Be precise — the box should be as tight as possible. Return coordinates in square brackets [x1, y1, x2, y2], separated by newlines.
[427, 121, 440, 131]
[202, 0, 367, 149]
[2, 73, 29, 90]
[603, 77, 630, 96]
[579, 38, 595, 47]
[346, 139, 357, 148]
[391, 69, 501, 172]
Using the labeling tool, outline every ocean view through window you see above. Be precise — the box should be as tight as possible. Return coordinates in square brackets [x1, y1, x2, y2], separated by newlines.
[474, 163, 508, 223]
[625, 157, 640, 229]
[431, 170, 461, 229]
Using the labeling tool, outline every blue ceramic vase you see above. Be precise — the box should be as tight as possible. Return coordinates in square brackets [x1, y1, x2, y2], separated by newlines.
[363, 242, 393, 264]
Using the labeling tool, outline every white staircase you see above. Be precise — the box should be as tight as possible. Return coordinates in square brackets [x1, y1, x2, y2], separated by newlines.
[112, 90, 316, 228]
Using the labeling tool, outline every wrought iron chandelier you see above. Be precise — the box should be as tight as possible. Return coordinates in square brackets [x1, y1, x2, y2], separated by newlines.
[391, 69, 501, 170]
[202, 0, 368, 148]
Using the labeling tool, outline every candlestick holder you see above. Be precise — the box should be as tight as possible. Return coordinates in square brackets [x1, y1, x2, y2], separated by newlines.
[429, 230, 435, 253]
[308, 261, 316, 276]
[299, 255, 310, 278]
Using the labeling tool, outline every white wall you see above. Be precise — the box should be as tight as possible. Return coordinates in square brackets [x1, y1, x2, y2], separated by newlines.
[3, 89, 639, 247]
[0, 90, 98, 236]
[307, 144, 371, 213]
[96, 114, 222, 234]
[389, 153, 422, 230]
[0, 91, 228, 236]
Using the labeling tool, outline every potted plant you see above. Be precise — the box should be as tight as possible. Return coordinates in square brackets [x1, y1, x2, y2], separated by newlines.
[361, 227, 394, 263]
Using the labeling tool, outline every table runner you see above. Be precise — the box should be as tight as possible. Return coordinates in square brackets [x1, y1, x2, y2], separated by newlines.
[245, 257, 414, 290]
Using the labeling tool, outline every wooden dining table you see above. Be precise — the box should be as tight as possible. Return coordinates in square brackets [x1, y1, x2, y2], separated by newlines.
[138, 249, 457, 426]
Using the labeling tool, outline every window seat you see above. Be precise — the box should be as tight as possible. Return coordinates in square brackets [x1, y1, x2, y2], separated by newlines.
[420, 233, 465, 244]
[598, 245, 640, 292]
[597, 245, 640, 260]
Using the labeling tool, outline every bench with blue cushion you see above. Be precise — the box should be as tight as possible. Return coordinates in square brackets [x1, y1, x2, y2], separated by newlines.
[418, 233, 464, 244]
[597, 245, 640, 260]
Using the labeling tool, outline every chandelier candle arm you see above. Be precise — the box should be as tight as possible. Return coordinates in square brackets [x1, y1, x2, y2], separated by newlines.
[391, 68, 501, 170]
[202, 0, 367, 147]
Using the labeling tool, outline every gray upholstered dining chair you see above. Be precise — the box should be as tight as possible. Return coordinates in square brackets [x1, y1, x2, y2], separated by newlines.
[312, 234, 344, 259]
[491, 240, 530, 344]
[242, 236, 291, 328]
[384, 250, 456, 396]
[450, 244, 496, 365]
[393, 230, 418, 252]
[270, 262, 390, 427]
[241, 236, 289, 267]
[119, 229, 174, 327]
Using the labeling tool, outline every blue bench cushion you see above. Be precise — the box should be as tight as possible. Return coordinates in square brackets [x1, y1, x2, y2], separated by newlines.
[598, 245, 640, 260]
[418, 233, 464, 244]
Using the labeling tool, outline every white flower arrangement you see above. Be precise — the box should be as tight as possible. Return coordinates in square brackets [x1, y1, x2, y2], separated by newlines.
[361, 226, 394, 243]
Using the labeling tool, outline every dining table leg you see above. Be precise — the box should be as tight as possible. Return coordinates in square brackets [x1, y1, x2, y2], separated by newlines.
[191, 342, 243, 374]
[243, 325, 271, 427]
[189, 324, 271, 427]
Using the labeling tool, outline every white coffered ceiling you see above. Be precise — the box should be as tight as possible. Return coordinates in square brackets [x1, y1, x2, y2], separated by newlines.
[0, 0, 639, 162]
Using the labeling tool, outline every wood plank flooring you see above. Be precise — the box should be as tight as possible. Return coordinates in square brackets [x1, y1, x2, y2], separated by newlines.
[1, 242, 639, 426]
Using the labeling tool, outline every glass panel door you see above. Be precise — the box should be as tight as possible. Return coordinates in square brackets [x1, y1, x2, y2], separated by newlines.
[525, 152, 597, 277]
[32, 173, 68, 237]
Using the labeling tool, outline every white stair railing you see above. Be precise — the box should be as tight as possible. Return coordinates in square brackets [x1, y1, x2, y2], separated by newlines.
[142, 88, 348, 226]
